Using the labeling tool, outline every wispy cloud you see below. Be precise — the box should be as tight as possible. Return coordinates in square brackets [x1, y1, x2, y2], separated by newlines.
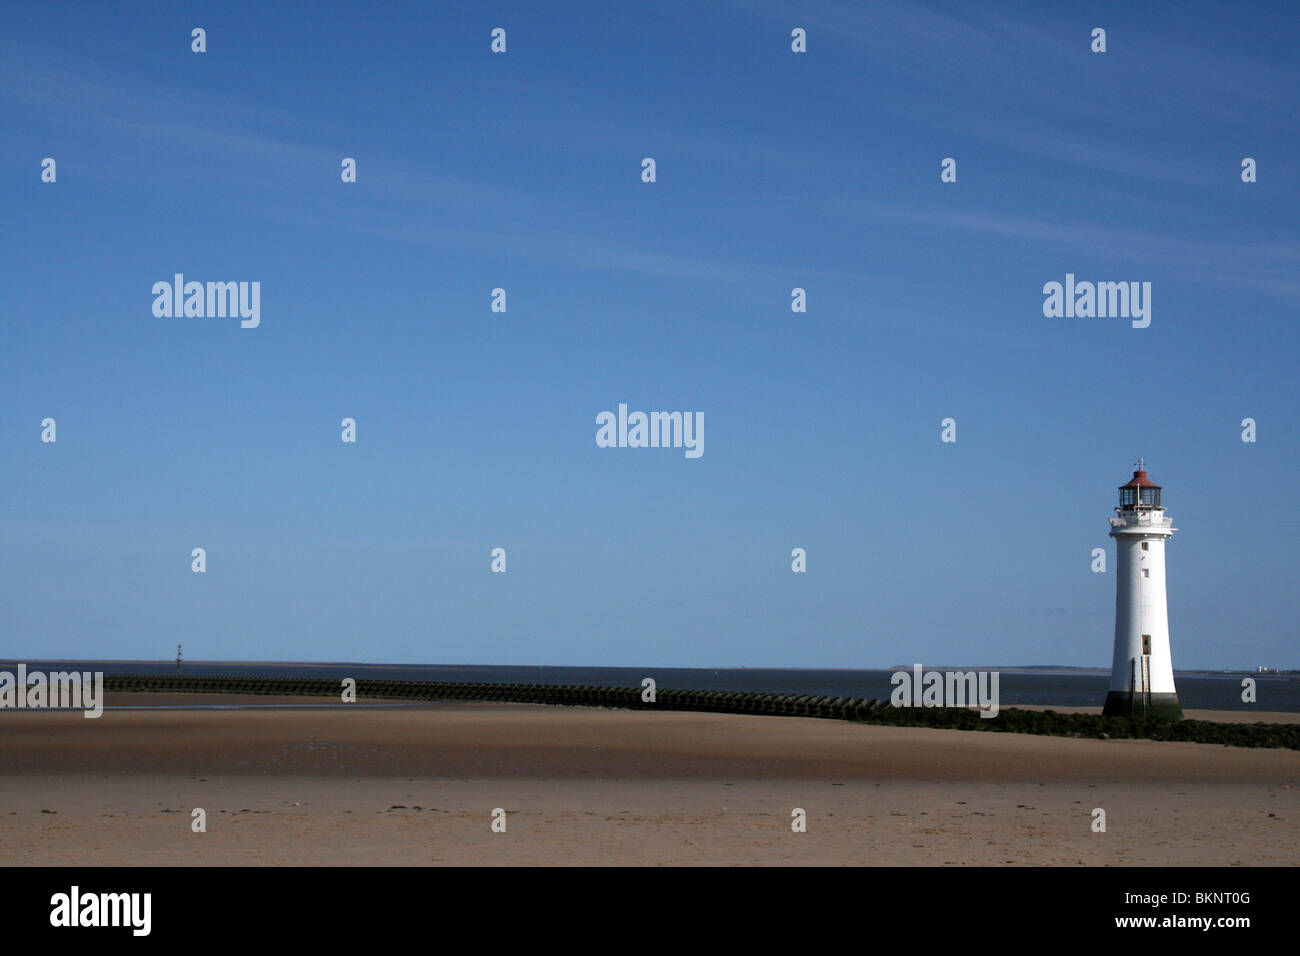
[721, 0, 1294, 190]
[821, 200, 1300, 302]
[1, 36, 795, 286]
[0, 36, 519, 212]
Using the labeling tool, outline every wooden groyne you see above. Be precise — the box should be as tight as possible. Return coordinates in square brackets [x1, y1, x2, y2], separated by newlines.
[101, 675, 1300, 750]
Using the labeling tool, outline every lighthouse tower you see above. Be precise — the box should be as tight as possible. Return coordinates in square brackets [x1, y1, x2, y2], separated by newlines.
[1103, 460, 1182, 720]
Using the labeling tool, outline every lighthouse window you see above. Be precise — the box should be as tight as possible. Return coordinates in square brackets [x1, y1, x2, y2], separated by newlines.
[1142, 569, 1150, 577]
[1141, 542, 1149, 551]
[1120, 488, 1137, 507]
[1139, 487, 1160, 507]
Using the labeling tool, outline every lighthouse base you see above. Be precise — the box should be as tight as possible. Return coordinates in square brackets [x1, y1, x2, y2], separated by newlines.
[1102, 691, 1183, 721]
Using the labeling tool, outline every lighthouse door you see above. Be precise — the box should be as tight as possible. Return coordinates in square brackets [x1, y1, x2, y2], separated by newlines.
[1139, 636, 1153, 713]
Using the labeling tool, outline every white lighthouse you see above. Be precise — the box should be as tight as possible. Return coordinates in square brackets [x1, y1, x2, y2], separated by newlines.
[1103, 460, 1182, 719]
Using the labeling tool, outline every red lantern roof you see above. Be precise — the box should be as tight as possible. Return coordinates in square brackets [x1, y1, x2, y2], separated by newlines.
[1120, 469, 1160, 490]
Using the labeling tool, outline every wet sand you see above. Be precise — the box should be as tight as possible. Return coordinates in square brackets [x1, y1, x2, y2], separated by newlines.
[1, 695, 1296, 865]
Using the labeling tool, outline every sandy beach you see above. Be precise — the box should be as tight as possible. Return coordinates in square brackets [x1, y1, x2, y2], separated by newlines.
[2, 694, 1297, 866]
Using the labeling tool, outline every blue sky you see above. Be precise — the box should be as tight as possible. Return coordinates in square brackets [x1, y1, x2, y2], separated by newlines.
[2, 1, 1296, 669]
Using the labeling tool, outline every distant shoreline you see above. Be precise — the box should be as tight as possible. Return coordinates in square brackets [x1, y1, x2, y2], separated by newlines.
[5, 659, 1293, 676]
